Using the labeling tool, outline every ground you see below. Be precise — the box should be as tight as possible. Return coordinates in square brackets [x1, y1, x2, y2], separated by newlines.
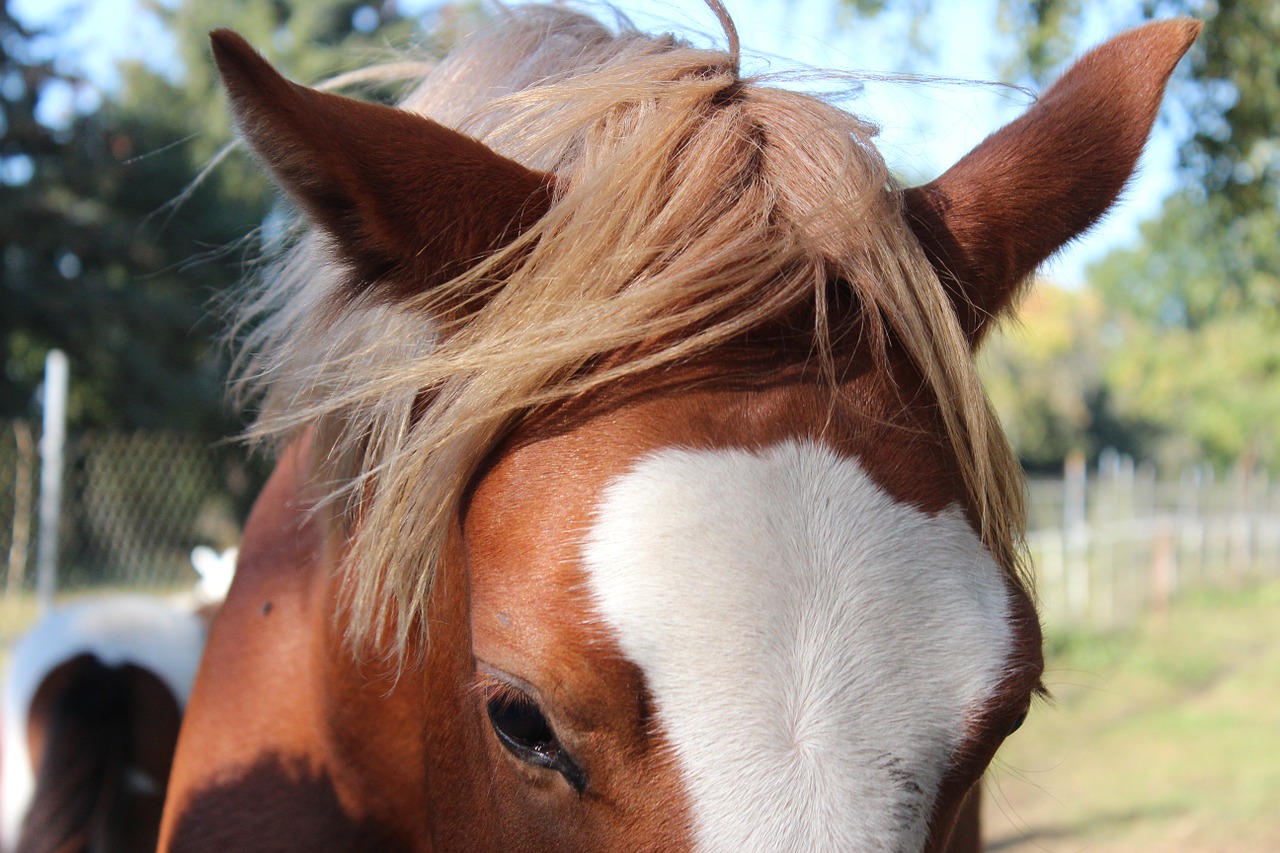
[983, 581, 1280, 852]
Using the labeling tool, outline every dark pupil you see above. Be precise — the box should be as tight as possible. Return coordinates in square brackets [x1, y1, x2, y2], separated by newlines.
[487, 695, 558, 759]
[486, 690, 588, 793]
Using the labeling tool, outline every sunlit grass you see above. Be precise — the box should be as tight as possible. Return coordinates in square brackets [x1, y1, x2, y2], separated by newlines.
[0, 593, 41, 639]
[986, 581, 1280, 852]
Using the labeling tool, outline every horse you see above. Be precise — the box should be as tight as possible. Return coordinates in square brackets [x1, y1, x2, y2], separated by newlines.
[159, 5, 1197, 851]
[0, 547, 233, 853]
[0, 597, 207, 853]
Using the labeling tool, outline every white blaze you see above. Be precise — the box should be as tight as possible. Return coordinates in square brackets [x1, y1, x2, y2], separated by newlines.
[583, 440, 1011, 852]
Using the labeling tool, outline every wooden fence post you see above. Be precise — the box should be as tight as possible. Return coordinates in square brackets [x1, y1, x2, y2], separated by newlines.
[1064, 451, 1089, 621]
[1150, 516, 1175, 624]
[5, 421, 35, 596]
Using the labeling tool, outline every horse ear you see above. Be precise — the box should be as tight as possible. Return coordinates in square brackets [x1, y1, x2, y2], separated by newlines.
[209, 29, 554, 300]
[904, 19, 1200, 347]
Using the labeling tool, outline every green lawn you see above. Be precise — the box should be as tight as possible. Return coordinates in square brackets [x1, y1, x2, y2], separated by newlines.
[984, 581, 1280, 852]
[0, 594, 41, 657]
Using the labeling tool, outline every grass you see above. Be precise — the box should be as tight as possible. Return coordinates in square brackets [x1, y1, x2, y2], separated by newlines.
[984, 580, 1280, 852]
[0, 594, 41, 650]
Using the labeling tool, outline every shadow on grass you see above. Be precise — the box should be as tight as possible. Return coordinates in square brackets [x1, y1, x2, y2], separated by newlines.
[987, 803, 1189, 851]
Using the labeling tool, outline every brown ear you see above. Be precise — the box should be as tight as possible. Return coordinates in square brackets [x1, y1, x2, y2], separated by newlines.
[209, 29, 554, 300]
[904, 19, 1200, 346]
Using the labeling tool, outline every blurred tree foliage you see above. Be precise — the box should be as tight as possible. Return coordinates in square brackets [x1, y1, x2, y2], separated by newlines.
[1, 0, 434, 436]
[979, 288, 1102, 474]
[2, 0, 471, 524]
[979, 287, 1160, 473]
[1050, 0, 1280, 469]
[841, 0, 1280, 470]
[1102, 311, 1280, 468]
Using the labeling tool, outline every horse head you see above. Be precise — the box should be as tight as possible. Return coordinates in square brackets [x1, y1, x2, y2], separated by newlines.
[160, 10, 1196, 852]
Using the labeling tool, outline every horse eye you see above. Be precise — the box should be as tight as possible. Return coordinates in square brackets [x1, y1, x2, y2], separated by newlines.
[1006, 710, 1029, 737]
[486, 689, 587, 792]
[488, 692, 557, 758]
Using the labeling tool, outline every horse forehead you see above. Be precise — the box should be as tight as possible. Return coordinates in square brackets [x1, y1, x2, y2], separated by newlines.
[467, 381, 971, 642]
[580, 440, 1013, 851]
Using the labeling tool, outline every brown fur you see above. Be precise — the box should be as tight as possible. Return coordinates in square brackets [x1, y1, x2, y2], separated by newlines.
[159, 436, 694, 852]
[18, 656, 180, 853]
[905, 20, 1201, 346]
[161, 7, 1196, 852]
[163, 350, 1039, 851]
[211, 30, 554, 303]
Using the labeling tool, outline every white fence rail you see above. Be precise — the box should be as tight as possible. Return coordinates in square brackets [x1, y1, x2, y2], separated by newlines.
[1027, 450, 1280, 631]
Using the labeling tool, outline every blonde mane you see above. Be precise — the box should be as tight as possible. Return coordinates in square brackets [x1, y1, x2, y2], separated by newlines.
[232, 4, 1028, 656]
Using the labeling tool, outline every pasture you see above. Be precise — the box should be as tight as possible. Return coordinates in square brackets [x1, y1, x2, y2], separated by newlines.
[984, 581, 1280, 852]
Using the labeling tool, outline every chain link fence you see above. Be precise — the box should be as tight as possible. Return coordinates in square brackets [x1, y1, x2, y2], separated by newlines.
[1, 419, 264, 645]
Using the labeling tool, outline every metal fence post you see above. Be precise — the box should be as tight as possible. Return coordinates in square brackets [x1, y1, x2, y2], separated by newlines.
[35, 349, 68, 614]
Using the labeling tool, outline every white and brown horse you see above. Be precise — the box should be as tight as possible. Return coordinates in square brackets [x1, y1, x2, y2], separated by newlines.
[0, 547, 232, 853]
[0, 598, 206, 853]
[160, 6, 1196, 851]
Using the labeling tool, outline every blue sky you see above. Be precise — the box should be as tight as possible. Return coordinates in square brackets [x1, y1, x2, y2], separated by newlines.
[600, 0, 1186, 286]
[12, 0, 1186, 285]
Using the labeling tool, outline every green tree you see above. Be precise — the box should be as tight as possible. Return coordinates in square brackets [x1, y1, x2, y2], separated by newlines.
[1091, 193, 1280, 330]
[4, 0, 466, 535]
[1, 0, 433, 434]
[1100, 311, 1280, 468]
[0, 0, 218, 429]
[1088, 192, 1280, 468]
[840, 0, 1280, 470]
[1084, 1, 1280, 468]
[979, 285, 1156, 471]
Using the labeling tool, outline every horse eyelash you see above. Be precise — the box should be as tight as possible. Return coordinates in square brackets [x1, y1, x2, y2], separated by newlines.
[476, 674, 538, 711]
